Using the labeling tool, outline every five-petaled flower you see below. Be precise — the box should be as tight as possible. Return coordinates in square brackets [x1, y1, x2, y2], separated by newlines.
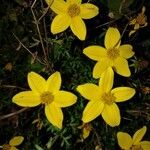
[117, 126, 150, 150]
[83, 27, 135, 78]
[77, 67, 135, 127]
[2, 136, 24, 150]
[12, 71, 77, 129]
[45, 0, 99, 40]
[129, 6, 148, 37]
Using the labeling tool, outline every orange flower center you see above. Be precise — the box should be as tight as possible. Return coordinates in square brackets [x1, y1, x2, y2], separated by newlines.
[40, 92, 54, 105]
[67, 4, 80, 17]
[136, 14, 147, 25]
[2, 144, 11, 150]
[107, 48, 120, 60]
[101, 93, 116, 105]
[131, 145, 143, 150]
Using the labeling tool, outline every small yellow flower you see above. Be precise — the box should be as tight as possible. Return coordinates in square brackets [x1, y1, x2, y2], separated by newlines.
[45, 0, 99, 40]
[129, 6, 148, 36]
[77, 67, 135, 127]
[83, 27, 135, 78]
[2, 136, 24, 150]
[117, 126, 150, 150]
[12, 71, 77, 129]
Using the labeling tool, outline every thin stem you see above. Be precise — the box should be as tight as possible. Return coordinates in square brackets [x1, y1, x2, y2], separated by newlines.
[0, 84, 27, 90]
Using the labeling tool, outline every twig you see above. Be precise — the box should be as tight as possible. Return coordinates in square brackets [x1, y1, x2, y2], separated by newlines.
[0, 107, 29, 121]
[0, 84, 27, 90]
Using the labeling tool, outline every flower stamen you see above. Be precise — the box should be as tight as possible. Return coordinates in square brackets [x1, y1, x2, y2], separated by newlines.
[40, 92, 54, 105]
[107, 48, 120, 60]
[67, 4, 80, 17]
[131, 145, 143, 150]
[101, 93, 116, 105]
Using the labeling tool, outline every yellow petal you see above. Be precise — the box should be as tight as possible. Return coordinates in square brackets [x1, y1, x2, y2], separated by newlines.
[70, 16, 86, 40]
[10, 147, 18, 150]
[141, 141, 150, 150]
[114, 57, 131, 77]
[9, 136, 24, 146]
[129, 30, 136, 37]
[46, 71, 61, 93]
[45, 102, 63, 129]
[99, 67, 114, 93]
[51, 14, 71, 34]
[50, 0, 67, 14]
[129, 18, 136, 25]
[119, 44, 134, 59]
[77, 83, 101, 101]
[111, 87, 135, 102]
[102, 103, 120, 127]
[83, 45, 107, 61]
[67, 0, 81, 4]
[54, 91, 77, 107]
[93, 58, 110, 79]
[83, 127, 90, 139]
[104, 27, 121, 49]
[28, 72, 46, 93]
[12, 91, 41, 107]
[134, 23, 140, 30]
[117, 132, 132, 149]
[133, 126, 147, 145]
[80, 3, 99, 19]
[82, 100, 104, 123]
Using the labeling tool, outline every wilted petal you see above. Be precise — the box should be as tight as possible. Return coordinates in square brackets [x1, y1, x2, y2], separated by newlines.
[140, 141, 150, 150]
[102, 103, 120, 127]
[83, 45, 107, 61]
[28, 72, 46, 93]
[9, 136, 24, 146]
[114, 57, 131, 77]
[12, 91, 41, 107]
[119, 44, 134, 59]
[117, 132, 132, 149]
[133, 126, 147, 145]
[99, 67, 114, 92]
[45, 102, 63, 129]
[104, 27, 121, 49]
[54, 91, 77, 107]
[82, 100, 104, 123]
[77, 83, 101, 101]
[80, 3, 99, 19]
[111, 87, 135, 102]
[46, 71, 61, 94]
[70, 16, 86, 40]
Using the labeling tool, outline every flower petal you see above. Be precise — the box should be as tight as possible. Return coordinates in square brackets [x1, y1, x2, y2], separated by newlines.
[99, 67, 114, 93]
[133, 126, 147, 145]
[119, 44, 134, 59]
[49, 0, 67, 14]
[12, 91, 41, 107]
[54, 91, 77, 107]
[117, 132, 132, 149]
[82, 100, 104, 123]
[104, 27, 121, 49]
[114, 57, 131, 77]
[70, 16, 86, 40]
[140, 141, 150, 150]
[10, 147, 18, 150]
[9, 136, 24, 146]
[93, 58, 110, 79]
[83, 45, 107, 61]
[77, 83, 101, 101]
[46, 71, 61, 94]
[111, 87, 135, 102]
[102, 103, 120, 127]
[45, 102, 63, 129]
[80, 3, 99, 19]
[51, 14, 71, 34]
[28, 72, 46, 93]
[67, 0, 81, 4]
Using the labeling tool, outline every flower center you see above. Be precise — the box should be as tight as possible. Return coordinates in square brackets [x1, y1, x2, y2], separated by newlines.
[131, 145, 143, 150]
[136, 14, 147, 25]
[107, 48, 120, 60]
[101, 93, 116, 105]
[67, 4, 80, 17]
[2, 144, 11, 150]
[40, 92, 54, 105]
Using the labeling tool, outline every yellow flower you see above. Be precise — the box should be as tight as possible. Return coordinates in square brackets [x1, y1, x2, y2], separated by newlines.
[83, 27, 135, 78]
[12, 71, 77, 129]
[129, 6, 148, 36]
[77, 67, 135, 127]
[2, 136, 24, 150]
[45, 0, 99, 40]
[117, 126, 150, 150]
